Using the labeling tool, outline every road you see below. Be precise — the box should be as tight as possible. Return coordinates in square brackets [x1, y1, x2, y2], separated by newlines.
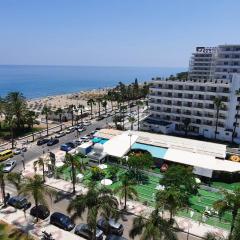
[4, 111, 203, 240]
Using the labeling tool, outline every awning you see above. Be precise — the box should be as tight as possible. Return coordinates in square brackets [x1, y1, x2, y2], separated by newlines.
[164, 148, 240, 172]
[103, 132, 138, 158]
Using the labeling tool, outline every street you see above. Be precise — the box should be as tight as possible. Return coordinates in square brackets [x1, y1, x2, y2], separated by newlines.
[3, 111, 203, 240]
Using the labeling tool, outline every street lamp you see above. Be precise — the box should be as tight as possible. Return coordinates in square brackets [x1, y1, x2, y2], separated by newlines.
[128, 130, 132, 151]
[21, 152, 25, 170]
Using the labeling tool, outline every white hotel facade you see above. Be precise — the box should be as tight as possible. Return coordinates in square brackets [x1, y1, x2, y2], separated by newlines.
[143, 45, 240, 142]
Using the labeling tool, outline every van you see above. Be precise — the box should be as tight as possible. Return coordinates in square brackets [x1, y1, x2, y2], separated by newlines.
[0, 150, 13, 162]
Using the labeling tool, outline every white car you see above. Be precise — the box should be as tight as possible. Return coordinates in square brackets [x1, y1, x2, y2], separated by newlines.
[3, 160, 16, 173]
[13, 148, 21, 155]
[83, 121, 91, 126]
[55, 131, 66, 138]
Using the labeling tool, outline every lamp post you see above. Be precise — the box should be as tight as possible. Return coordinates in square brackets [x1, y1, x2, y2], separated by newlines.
[21, 152, 25, 170]
[128, 130, 132, 153]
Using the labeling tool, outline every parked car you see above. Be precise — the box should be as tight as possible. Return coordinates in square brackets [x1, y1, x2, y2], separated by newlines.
[30, 205, 50, 220]
[47, 138, 59, 146]
[37, 138, 50, 146]
[3, 160, 16, 173]
[106, 235, 128, 240]
[66, 127, 76, 134]
[74, 223, 103, 240]
[21, 147, 27, 152]
[80, 136, 90, 142]
[96, 116, 104, 121]
[55, 131, 66, 138]
[83, 121, 91, 126]
[60, 144, 72, 152]
[72, 140, 82, 146]
[97, 218, 124, 236]
[65, 142, 75, 149]
[13, 148, 21, 155]
[50, 212, 75, 231]
[8, 196, 31, 210]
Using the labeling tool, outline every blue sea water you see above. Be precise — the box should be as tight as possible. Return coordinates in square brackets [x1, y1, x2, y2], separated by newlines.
[0, 65, 185, 99]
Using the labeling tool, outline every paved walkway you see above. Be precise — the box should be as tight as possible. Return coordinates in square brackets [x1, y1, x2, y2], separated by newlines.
[7, 152, 229, 239]
[0, 204, 85, 240]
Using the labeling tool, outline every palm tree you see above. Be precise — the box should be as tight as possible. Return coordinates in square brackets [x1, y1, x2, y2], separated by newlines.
[64, 153, 85, 194]
[19, 174, 54, 222]
[136, 100, 143, 131]
[6, 172, 22, 192]
[129, 208, 177, 240]
[55, 108, 64, 131]
[67, 104, 75, 126]
[155, 186, 188, 223]
[33, 156, 47, 182]
[213, 97, 224, 140]
[0, 164, 7, 207]
[232, 89, 240, 143]
[213, 188, 240, 238]
[78, 104, 85, 124]
[96, 98, 102, 117]
[5, 114, 17, 149]
[101, 99, 108, 115]
[67, 185, 118, 239]
[5, 91, 27, 129]
[41, 105, 51, 136]
[24, 110, 38, 129]
[87, 99, 95, 118]
[114, 174, 138, 210]
[128, 116, 136, 130]
[120, 106, 127, 130]
[182, 118, 191, 136]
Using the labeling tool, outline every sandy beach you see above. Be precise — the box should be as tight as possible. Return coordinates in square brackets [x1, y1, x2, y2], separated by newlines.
[27, 87, 111, 113]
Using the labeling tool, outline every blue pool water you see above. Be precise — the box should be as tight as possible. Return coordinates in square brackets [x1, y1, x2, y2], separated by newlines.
[92, 137, 109, 144]
[132, 143, 168, 158]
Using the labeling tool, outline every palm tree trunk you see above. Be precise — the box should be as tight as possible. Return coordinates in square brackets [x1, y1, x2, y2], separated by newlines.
[131, 122, 133, 130]
[42, 164, 45, 182]
[98, 102, 100, 117]
[46, 116, 49, 136]
[81, 109, 83, 124]
[229, 210, 237, 239]
[35, 198, 39, 222]
[60, 115, 62, 131]
[90, 104, 93, 118]
[232, 102, 240, 143]
[11, 125, 14, 149]
[1, 178, 6, 207]
[71, 112, 74, 126]
[137, 106, 140, 131]
[71, 161, 76, 194]
[214, 108, 219, 140]
[124, 187, 127, 210]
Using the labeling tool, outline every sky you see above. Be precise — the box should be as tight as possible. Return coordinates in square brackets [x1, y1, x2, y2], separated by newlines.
[0, 0, 239, 67]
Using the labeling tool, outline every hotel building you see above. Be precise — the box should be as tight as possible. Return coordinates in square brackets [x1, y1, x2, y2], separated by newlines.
[143, 45, 240, 142]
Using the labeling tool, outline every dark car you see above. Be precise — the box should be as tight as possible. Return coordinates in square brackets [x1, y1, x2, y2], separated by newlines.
[47, 138, 59, 146]
[50, 212, 75, 231]
[97, 218, 124, 236]
[65, 142, 75, 149]
[106, 235, 128, 240]
[37, 138, 50, 146]
[74, 223, 103, 240]
[8, 196, 31, 210]
[60, 144, 72, 152]
[30, 205, 50, 220]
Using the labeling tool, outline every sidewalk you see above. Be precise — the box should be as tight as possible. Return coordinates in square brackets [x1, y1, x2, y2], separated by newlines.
[20, 150, 229, 239]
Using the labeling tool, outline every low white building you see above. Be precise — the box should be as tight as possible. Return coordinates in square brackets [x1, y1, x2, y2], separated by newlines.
[143, 74, 240, 142]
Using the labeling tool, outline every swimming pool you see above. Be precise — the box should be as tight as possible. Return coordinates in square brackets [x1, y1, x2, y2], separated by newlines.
[92, 137, 109, 144]
[131, 142, 168, 158]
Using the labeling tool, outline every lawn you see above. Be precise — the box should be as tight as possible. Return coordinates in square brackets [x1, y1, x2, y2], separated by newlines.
[56, 160, 233, 230]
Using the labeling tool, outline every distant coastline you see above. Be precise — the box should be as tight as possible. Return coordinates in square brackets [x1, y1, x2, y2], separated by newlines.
[0, 65, 186, 99]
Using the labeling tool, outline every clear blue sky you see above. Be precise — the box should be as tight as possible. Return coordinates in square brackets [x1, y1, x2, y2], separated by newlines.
[0, 0, 239, 67]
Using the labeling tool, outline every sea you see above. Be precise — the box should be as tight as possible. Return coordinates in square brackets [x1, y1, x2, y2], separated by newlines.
[0, 65, 186, 99]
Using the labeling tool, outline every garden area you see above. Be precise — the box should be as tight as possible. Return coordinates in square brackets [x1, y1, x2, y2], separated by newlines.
[55, 152, 239, 231]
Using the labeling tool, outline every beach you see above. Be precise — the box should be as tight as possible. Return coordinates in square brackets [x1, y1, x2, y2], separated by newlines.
[27, 87, 111, 114]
